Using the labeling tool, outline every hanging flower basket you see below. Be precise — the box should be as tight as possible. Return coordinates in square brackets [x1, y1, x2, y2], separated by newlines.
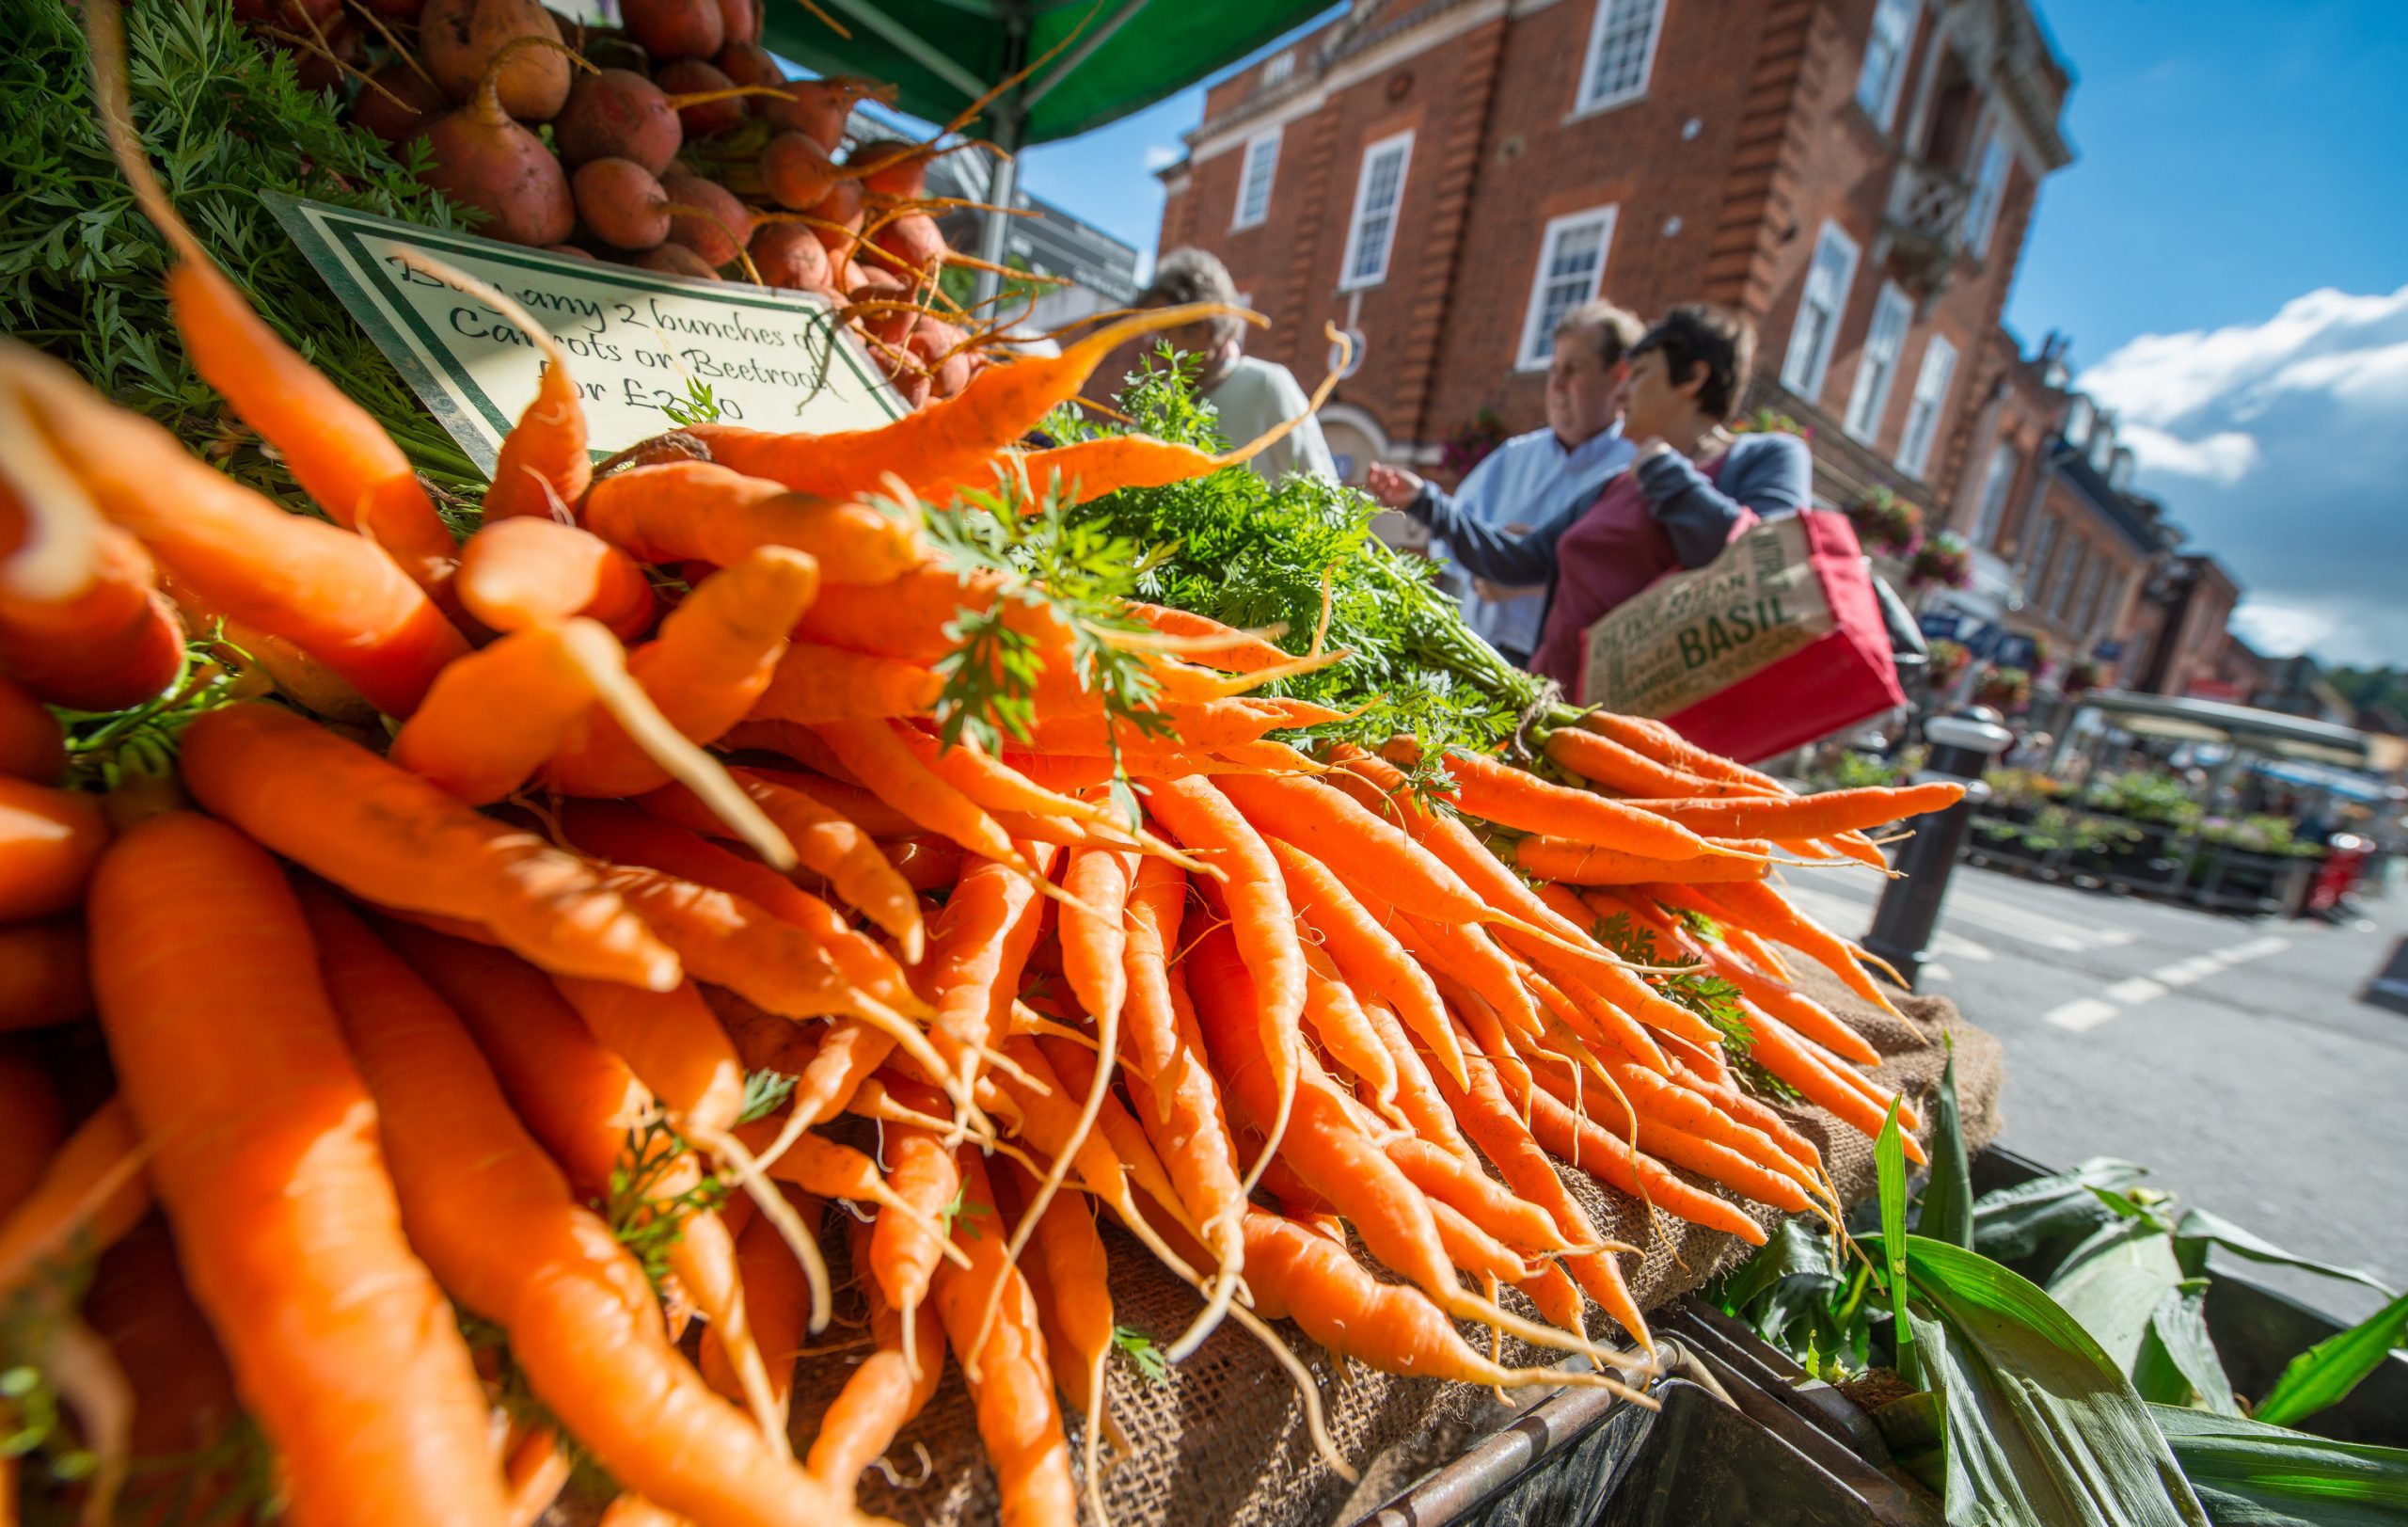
[2063, 657, 2105, 695]
[2024, 631, 2055, 673]
[1908, 532, 1972, 590]
[1925, 638, 1972, 684]
[1439, 409, 1510, 478]
[1733, 406, 1812, 439]
[1846, 485, 1924, 556]
[1975, 663, 2033, 712]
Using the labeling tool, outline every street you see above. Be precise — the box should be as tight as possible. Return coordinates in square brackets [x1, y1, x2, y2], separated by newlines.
[1777, 860, 2408, 1324]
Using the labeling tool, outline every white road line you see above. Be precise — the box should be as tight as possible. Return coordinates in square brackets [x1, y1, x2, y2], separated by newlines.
[2045, 996, 2123, 1033]
[2044, 937, 2290, 1033]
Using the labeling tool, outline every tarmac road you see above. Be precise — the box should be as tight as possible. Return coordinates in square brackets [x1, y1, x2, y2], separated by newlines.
[1777, 859, 2408, 1325]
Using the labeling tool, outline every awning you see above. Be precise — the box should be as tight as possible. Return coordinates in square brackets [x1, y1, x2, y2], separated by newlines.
[2075, 689, 2371, 766]
[766, 0, 1332, 147]
[2249, 758, 2391, 804]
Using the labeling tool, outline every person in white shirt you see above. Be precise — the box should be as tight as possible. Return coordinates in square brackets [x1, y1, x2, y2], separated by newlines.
[1365, 300, 1642, 666]
[1134, 248, 1339, 486]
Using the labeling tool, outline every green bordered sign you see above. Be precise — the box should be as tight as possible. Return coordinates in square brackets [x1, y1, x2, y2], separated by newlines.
[265, 193, 901, 479]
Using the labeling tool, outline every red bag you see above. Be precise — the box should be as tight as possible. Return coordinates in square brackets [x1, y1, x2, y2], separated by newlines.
[1578, 510, 1906, 764]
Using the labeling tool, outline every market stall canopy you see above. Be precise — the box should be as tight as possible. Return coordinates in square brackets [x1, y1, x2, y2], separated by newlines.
[764, 0, 1332, 147]
[2249, 757, 2392, 804]
[2077, 690, 2371, 767]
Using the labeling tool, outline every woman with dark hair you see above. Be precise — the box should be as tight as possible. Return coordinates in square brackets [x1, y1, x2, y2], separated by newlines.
[1398, 304, 1812, 690]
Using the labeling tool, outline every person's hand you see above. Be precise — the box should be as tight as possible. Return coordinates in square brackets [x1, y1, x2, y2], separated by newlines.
[1474, 577, 1543, 601]
[1364, 462, 1425, 509]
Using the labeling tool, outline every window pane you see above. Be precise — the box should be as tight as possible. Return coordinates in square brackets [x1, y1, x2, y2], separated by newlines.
[1520, 210, 1615, 366]
[1236, 135, 1278, 225]
[1783, 224, 1858, 397]
[1963, 133, 2010, 252]
[1582, 0, 1665, 109]
[1897, 335, 1956, 475]
[1343, 139, 1411, 285]
[1846, 286, 1912, 438]
[1972, 441, 2019, 549]
[1855, 0, 1916, 126]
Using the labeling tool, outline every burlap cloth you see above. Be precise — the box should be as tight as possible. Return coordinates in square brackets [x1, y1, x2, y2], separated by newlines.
[808, 967, 2001, 1526]
[569, 973, 1999, 1525]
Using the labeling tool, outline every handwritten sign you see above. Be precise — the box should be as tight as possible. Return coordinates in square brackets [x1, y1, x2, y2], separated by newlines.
[265, 193, 899, 478]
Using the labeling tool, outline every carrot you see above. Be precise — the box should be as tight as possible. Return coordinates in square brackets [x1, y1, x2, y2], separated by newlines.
[1669, 1065, 1822, 1174]
[881, 834, 965, 892]
[1741, 1005, 1927, 1164]
[1675, 879, 1902, 1016]
[641, 767, 924, 958]
[1027, 698, 1301, 757]
[1521, 1079, 1768, 1244]
[1147, 778, 1305, 1194]
[807, 717, 1034, 871]
[1116, 852, 1189, 1087]
[0, 1098, 145, 1294]
[1221, 773, 1494, 924]
[1297, 935, 1399, 1111]
[1385, 740, 1734, 862]
[87, 813, 514, 1525]
[1633, 783, 1965, 840]
[83, 40, 458, 587]
[805, 1215, 946, 1497]
[1515, 835, 1771, 885]
[702, 1188, 815, 1433]
[458, 517, 656, 638]
[932, 1149, 1078, 1527]
[0, 1046, 63, 1222]
[1699, 940, 1882, 1067]
[1263, 835, 1467, 1089]
[1598, 1060, 1825, 1190]
[1117, 960, 1251, 1357]
[1057, 848, 1133, 1020]
[0, 777, 107, 921]
[181, 704, 678, 989]
[581, 461, 920, 584]
[1428, 1196, 1538, 1282]
[864, 1121, 958, 1380]
[1352, 992, 1474, 1159]
[557, 801, 917, 1010]
[1011, 1169, 1115, 1522]
[1543, 725, 1766, 800]
[0, 674, 64, 783]
[8, 342, 468, 715]
[547, 547, 821, 798]
[597, 1498, 694, 1527]
[551, 977, 747, 1138]
[445, 268, 593, 523]
[0, 420, 183, 712]
[1577, 711, 1785, 793]
[166, 574, 377, 725]
[504, 1425, 574, 1527]
[389, 619, 644, 803]
[296, 891, 870, 1527]
[1122, 600, 1294, 674]
[1516, 1056, 1813, 1213]
[749, 644, 942, 724]
[788, 565, 1041, 665]
[1385, 1137, 1569, 1255]
[688, 302, 1237, 497]
[916, 848, 1049, 1102]
[81, 1220, 246, 1527]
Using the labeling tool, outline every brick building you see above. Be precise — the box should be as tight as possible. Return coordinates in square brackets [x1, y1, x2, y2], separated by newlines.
[1155, 0, 2071, 524]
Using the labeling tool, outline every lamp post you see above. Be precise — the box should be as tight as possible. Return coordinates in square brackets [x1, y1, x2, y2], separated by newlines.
[1861, 711, 2015, 991]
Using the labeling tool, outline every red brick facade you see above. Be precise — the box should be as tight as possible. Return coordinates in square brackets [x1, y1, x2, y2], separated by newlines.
[1158, 0, 2071, 524]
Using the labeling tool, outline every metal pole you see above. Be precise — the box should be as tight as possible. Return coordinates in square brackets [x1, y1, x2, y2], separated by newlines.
[973, 115, 1022, 310]
[1861, 712, 2015, 990]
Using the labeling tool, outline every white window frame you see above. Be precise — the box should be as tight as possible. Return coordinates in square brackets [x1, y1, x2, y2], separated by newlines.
[1895, 332, 1957, 477]
[1513, 205, 1620, 372]
[2074, 556, 2111, 636]
[2052, 540, 2088, 621]
[1855, 0, 1918, 131]
[1780, 220, 1861, 402]
[1843, 281, 1913, 442]
[1573, 0, 1669, 117]
[1338, 130, 1414, 291]
[1260, 48, 1295, 87]
[1231, 129, 1280, 231]
[1961, 126, 2011, 257]
[2021, 511, 2058, 583]
[1971, 439, 2020, 550]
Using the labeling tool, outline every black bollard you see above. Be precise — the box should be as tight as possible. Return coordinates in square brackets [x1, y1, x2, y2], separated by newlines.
[1861, 712, 2014, 991]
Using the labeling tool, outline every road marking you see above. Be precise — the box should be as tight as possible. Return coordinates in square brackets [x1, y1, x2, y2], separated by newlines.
[1924, 962, 1955, 983]
[2046, 937, 2290, 1033]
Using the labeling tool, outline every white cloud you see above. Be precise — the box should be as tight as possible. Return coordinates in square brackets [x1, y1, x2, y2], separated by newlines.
[2076, 283, 2408, 667]
[1142, 144, 1183, 170]
[2117, 423, 2258, 484]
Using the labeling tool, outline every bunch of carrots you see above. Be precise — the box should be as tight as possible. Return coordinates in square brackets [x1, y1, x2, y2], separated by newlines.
[0, 11, 1964, 1523]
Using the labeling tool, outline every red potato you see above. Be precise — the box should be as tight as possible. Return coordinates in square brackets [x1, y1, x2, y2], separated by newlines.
[715, 0, 759, 47]
[354, 63, 452, 144]
[417, 40, 578, 247]
[654, 58, 747, 137]
[554, 68, 683, 173]
[420, 0, 574, 120]
[658, 169, 752, 268]
[759, 131, 840, 212]
[573, 158, 673, 250]
[635, 244, 722, 279]
[749, 222, 833, 293]
[621, 0, 724, 62]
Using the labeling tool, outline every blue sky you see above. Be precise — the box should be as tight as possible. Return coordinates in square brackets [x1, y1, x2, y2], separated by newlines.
[1006, 2, 2408, 667]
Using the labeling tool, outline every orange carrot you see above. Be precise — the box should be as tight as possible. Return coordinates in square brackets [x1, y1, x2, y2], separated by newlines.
[457, 273, 593, 523]
[749, 644, 942, 724]
[1741, 1005, 1927, 1164]
[11, 343, 467, 715]
[688, 302, 1235, 496]
[1012, 1169, 1116, 1521]
[1675, 879, 1901, 1016]
[1117, 852, 1189, 1086]
[1122, 600, 1293, 673]
[702, 1188, 814, 1432]
[1633, 783, 1966, 839]
[864, 1121, 958, 1380]
[805, 1215, 945, 1497]
[581, 461, 919, 583]
[0, 433, 183, 712]
[1700, 940, 1882, 1067]
[458, 517, 656, 639]
[808, 717, 1029, 868]
[0, 674, 64, 783]
[181, 704, 678, 989]
[87, 813, 514, 1525]
[1578, 711, 1785, 793]
[1059, 847, 1135, 1028]
[1386, 740, 1731, 861]
[1385, 1137, 1567, 1254]
[1543, 725, 1767, 799]
[1118, 959, 1250, 1355]
[1515, 835, 1771, 885]
[1297, 935, 1399, 1109]
[0, 777, 106, 921]
[0, 922, 87, 1033]
[0, 1095, 142, 1292]
[1263, 835, 1467, 1088]
[1221, 772, 1493, 924]
[389, 619, 642, 803]
[551, 976, 747, 1138]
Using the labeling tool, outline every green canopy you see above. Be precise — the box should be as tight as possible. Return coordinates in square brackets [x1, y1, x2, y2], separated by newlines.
[763, 0, 1327, 149]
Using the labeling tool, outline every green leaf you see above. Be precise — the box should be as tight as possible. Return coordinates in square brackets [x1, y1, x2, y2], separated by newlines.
[2051, 1226, 2191, 1375]
[1973, 1158, 2150, 1265]
[1870, 1384, 1952, 1495]
[1112, 1325, 1169, 1384]
[2150, 1404, 2408, 1526]
[2252, 1288, 2408, 1430]
[2172, 1209, 2400, 1299]
[1918, 1040, 1973, 1249]
[2134, 1282, 2242, 1418]
[1888, 1234, 2211, 1526]
[1710, 1216, 1838, 1317]
[1876, 1098, 1916, 1387]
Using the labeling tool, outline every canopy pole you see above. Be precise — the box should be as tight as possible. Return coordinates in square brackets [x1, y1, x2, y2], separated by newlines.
[974, 109, 1027, 310]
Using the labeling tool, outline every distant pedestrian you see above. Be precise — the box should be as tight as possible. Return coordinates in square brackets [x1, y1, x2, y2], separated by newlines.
[1134, 247, 1339, 485]
[1395, 304, 1812, 692]
[1364, 300, 1642, 667]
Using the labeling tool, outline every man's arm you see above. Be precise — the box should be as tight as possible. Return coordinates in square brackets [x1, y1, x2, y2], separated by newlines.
[1402, 475, 1587, 586]
[1634, 433, 1810, 567]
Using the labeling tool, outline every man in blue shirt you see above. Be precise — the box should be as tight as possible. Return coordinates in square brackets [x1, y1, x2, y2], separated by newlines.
[1367, 300, 1643, 666]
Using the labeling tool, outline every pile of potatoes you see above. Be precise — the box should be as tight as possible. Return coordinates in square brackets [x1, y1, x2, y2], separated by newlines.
[252, 0, 982, 402]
